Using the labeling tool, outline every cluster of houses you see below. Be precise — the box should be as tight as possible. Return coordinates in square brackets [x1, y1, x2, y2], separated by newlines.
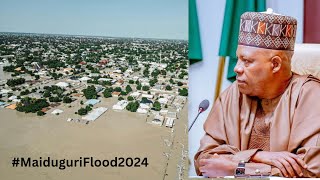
[0, 33, 188, 129]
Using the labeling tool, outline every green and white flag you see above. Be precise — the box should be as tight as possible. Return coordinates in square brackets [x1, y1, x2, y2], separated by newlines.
[218, 0, 266, 82]
[188, 0, 202, 64]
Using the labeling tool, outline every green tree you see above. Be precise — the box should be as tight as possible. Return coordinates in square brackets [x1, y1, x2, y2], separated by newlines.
[6, 78, 25, 87]
[114, 87, 122, 92]
[37, 111, 45, 116]
[63, 96, 72, 103]
[143, 68, 149, 77]
[126, 101, 140, 112]
[178, 70, 188, 79]
[179, 88, 188, 96]
[85, 105, 92, 112]
[151, 69, 160, 77]
[3, 65, 15, 72]
[102, 81, 112, 86]
[127, 96, 134, 101]
[49, 96, 62, 102]
[126, 85, 132, 93]
[105, 87, 113, 92]
[137, 84, 142, 90]
[120, 67, 127, 73]
[149, 79, 158, 87]
[178, 73, 184, 79]
[177, 81, 183, 86]
[20, 89, 30, 96]
[142, 86, 150, 91]
[77, 107, 88, 115]
[129, 80, 134, 84]
[118, 97, 124, 101]
[103, 90, 112, 98]
[16, 97, 49, 113]
[169, 78, 174, 84]
[141, 97, 148, 102]
[120, 91, 127, 95]
[153, 101, 161, 111]
[165, 85, 172, 91]
[82, 85, 97, 99]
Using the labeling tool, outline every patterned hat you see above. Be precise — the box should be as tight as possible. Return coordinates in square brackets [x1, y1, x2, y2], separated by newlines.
[238, 10, 297, 51]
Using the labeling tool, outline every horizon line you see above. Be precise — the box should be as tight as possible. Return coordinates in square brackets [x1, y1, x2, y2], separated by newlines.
[0, 31, 188, 41]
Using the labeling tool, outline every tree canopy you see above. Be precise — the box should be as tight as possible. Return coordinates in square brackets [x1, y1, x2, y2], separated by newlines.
[6, 78, 25, 87]
[16, 97, 49, 113]
[179, 88, 188, 96]
[126, 85, 132, 93]
[126, 101, 140, 112]
[165, 85, 172, 90]
[153, 101, 161, 111]
[142, 86, 150, 91]
[82, 85, 97, 99]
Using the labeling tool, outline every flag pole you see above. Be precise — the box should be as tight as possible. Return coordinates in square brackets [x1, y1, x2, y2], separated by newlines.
[214, 56, 225, 100]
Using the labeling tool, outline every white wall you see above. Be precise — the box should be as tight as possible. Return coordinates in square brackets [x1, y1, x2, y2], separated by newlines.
[188, 0, 227, 176]
[267, 0, 304, 43]
[188, 0, 303, 176]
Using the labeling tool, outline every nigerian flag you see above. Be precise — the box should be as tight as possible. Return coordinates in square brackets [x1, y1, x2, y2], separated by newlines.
[188, 0, 202, 64]
[218, 0, 266, 82]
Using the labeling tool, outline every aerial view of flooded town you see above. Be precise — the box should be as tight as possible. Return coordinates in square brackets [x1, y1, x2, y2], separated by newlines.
[0, 32, 188, 179]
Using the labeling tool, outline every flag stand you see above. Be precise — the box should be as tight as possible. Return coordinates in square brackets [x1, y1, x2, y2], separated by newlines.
[214, 56, 225, 100]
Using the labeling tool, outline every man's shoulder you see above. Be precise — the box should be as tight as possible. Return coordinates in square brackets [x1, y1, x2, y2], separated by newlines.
[292, 73, 320, 81]
[292, 74, 320, 89]
[290, 74, 320, 103]
[219, 82, 240, 101]
[300, 75, 320, 92]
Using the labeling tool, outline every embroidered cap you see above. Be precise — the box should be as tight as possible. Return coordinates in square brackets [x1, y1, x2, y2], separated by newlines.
[238, 9, 297, 51]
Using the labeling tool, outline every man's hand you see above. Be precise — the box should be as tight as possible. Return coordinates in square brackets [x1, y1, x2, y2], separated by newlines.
[251, 151, 307, 177]
[199, 154, 237, 178]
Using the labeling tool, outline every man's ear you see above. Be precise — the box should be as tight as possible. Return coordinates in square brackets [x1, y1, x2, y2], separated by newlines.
[271, 56, 282, 73]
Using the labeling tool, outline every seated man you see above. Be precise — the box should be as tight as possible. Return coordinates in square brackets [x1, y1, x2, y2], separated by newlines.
[194, 11, 320, 178]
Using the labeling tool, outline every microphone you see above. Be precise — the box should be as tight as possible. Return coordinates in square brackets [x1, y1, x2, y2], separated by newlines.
[188, 99, 210, 132]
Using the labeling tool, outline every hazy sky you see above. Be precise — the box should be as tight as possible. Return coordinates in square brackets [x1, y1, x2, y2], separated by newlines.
[0, 0, 187, 40]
